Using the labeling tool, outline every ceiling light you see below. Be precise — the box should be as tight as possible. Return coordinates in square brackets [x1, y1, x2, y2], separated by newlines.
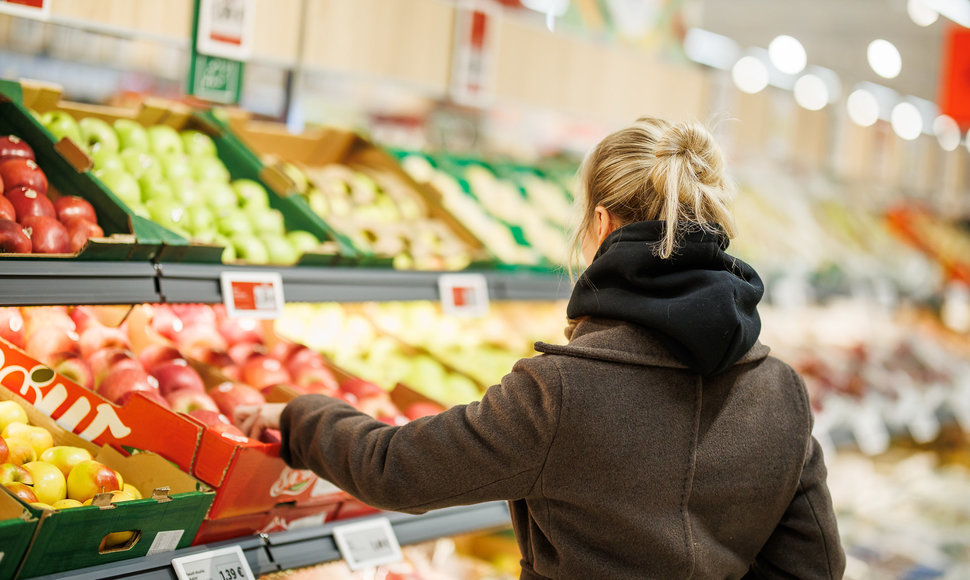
[794, 74, 828, 110]
[768, 35, 807, 75]
[908, 0, 940, 25]
[933, 115, 961, 150]
[891, 102, 923, 140]
[732, 56, 769, 94]
[868, 39, 902, 79]
[684, 28, 740, 70]
[847, 89, 880, 126]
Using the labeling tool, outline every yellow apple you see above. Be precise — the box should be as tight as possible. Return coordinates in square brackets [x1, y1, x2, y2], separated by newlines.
[113, 469, 123, 490]
[22, 461, 67, 505]
[0, 462, 32, 484]
[51, 498, 83, 510]
[5, 438, 36, 466]
[29, 502, 54, 511]
[4, 481, 38, 503]
[40, 446, 92, 477]
[101, 490, 138, 548]
[66, 459, 120, 503]
[122, 483, 142, 500]
[0, 401, 28, 433]
[2, 423, 53, 457]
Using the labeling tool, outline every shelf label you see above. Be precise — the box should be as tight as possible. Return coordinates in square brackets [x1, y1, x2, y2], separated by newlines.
[0, 0, 50, 19]
[332, 517, 403, 571]
[438, 273, 489, 317]
[220, 271, 285, 319]
[172, 545, 255, 580]
[196, 0, 255, 61]
[451, 0, 498, 107]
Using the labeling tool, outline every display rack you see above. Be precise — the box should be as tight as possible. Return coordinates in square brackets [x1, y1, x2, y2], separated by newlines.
[22, 502, 512, 580]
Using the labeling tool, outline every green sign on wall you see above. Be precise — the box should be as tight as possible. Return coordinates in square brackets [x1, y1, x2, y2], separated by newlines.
[188, 52, 243, 104]
[187, 0, 253, 104]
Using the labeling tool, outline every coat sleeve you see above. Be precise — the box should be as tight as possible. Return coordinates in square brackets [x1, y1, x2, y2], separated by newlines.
[744, 435, 846, 579]
[279, 355, 563, 514]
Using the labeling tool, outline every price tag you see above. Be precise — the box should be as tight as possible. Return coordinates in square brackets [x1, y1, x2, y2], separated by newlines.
[220, 271, 285, 319]
[332, 516, 403, 571]
[172, 545, 255, 580]
[438, 273, 489, 318]
[196, 0, 255, 61]
[0, 0, 50, 19]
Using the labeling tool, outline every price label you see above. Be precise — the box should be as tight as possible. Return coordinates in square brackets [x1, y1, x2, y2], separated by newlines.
[172, 545, 255, 580]
[0, 0, 50, 19]
[438, 273, 489, 318]
[220, 271, 284, 319]
[196, 0, 255, 61]
[332, 517, 403, 571]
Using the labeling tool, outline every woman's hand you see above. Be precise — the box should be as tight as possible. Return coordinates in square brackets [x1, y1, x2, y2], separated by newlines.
[234, 403, 286, 439]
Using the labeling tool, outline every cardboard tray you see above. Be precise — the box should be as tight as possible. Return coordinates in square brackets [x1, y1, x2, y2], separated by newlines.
[0, 488, 39, 580]
[0, 388, 213, 579]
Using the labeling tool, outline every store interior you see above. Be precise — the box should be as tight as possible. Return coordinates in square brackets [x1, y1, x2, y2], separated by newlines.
[0, 0, 969, 579]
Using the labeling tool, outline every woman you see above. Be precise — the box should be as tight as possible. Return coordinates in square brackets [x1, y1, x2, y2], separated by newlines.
[236, 117, 846, 579]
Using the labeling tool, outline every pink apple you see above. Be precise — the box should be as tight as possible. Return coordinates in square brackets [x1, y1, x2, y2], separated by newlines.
[52, 353, 94, 390]
[227, 341, 264, 366]
[208, 381, 265, 417]
[68, 306, 100, 334]
[186, 409, 232, 427]
[340, 377, 385, 400]
[166, 389, 219, 413]
[174, 326, 226, 360]
[302, 381, 339, 397]
[269, 340, 302, 363]
[169, 304, 216, 329]
[22, 306, 74, 336]
[79, 325, 130, 359]
[405, 402, 446, 421]
[24, 326, 79, 363]
[0, 307, 25, 348]
[292, 365, 339, 392]
[218, 316, 263, 346]
[96, 366, 157, 404]
[117, 388, 169, 408]
[88, 347, 140, 386]
[241, 354, 291, 390]
[150, 305, 183, 340]
[221, 364, 242, 382]
[151, 360, 205, 397]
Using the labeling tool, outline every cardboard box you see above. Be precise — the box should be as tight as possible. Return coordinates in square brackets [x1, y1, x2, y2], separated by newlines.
[0, 488, 40, 580]
[0, 388, 214, 579]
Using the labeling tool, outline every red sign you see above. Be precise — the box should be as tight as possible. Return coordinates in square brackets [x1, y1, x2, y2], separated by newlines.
[939, 26, 970, 128]
[220, 271, 284, 319]
[0, 0, 49, 17]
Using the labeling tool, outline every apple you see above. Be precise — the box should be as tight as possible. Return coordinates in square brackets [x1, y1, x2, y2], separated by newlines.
[5, 481, 38, 503]
[78, 323, 130, 358]
[2, 423, 53, 457]
[147, 125, 183, 156]
[78, 117, 119, 153]
[227, 341, 263, 366]
[247, 207, 285, 235]
[200, 349, 234, 370]
[6, 438, 38, 465]
[146, 198, 190, 235]
[54, 195, 98, 224]
[41, 111, 82, 145]
[191, 157, 230, 183]
[158, 153, 192, 181]
[88, 348, 139, 386]
[0, 196, 14, 221]
[340, 377, 385, 400]
[198, 181, 237, 210]
[22, 461, 67, 504]
[0, 436, 6, 463]
[166, 389, 219, 413]
[64, 218, 104, 253]
[241, 354, 291, 390]
[120, 149, 162, 181]
[139, 176, 175, 202]
[0, 402, 28, 435]
[90, 148, 125, 173]
[170, 303, 217, 328]
[151, 359, 205, 396]
[186, 408, 232, 427]
[5, 186, 55, 222]
[52, 353, 94, 390]
[149, 305, 184, 339]
[68, 305, 100, 334]
[259, 428, 282, 444]
[0, 135, 35, 161]
[218, 316, 262, 346]
[137, 344, 184, 373]
[66, 459, 120, 502]
[95, 169, 141, 206]
[293, 365, 339, 393]
[0, 158, 47, 196]
[0, 462, 32, 484]
[217, 234, 236, 262]
[122, 483, 141, 500]
[0, 307, 25, 348]
[232, 179, 270, 208]
[173, 326, 227, 360]
[113, 119, 149, 151]
[185, 203, 216, 237]
[357, 395, 400, 419]
[405, 402, 446, 420]
[215, 207, 251, 238]
[51, 498, 83, 510]
[181, 130, 217, 157]
[208, 381, 266, 417]
[97, 366, 158, 404]
[117, 388, 169, 408]
[21, 215, 70, 253]
[169, 176, 202, 206]
[40, 445, 93, 477]
[24, 326, 79, 364]
[261, 233, 298, 265]
[208, 421, 249, 441]
[231, 235, 268, 264]
[286, 230, 321, 254]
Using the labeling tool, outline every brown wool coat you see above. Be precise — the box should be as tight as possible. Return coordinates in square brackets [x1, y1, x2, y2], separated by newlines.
[280, 318, 846, 579]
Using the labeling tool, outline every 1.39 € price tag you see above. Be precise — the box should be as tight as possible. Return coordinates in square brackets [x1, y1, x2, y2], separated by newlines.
[171, 545, 255, 580]
[333, 516, 403, 571]
[220, 271, 285, 319]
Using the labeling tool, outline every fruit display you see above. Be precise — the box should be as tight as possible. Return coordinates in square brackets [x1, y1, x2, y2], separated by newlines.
[36, 110, 328, 265]
[886, 204, 970, 284]
[0, 134, 105, 254]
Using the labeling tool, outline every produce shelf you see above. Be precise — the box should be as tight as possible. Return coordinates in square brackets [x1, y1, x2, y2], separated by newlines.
[21, 502, 512, 579]
[0, 260, 160, 306]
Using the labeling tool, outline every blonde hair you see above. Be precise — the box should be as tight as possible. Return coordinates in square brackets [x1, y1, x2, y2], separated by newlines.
[572, 117, 736, 262]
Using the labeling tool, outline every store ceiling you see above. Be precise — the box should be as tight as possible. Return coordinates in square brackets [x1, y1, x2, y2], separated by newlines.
[695, 0, 947, 104]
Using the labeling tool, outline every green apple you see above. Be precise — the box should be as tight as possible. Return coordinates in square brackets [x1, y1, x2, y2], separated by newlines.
[96, 169, 141, 205]
[120, 149, 162, 180]
[127, 202, 150, 219]
[170, 176, 202, 206]
[231, 235, 268, 264]
[191, 156, 230, 183]
[245, 206, 285, 235]
[78, 117, 119, 153]
[159, 153, 192, 181]
[146, 198, 189, 235]
[198, 181, 237, 210]
[147, 125, 183, 156]
[181, 130, 217, 157]
[113, 119, 149, 151]
[306, 189, 330, 217]
[41, 111, 82, 144]
[216, 208, 252, 237]
[286, 230, 320, 254]
[139, 176, 175, 201]
[232, 179, 270, 208]
[185, 203, 216, 236]
[216, 234, 236, 262]
[279, 162, 309, 193]
[90, 148, 125, 173]
[261, 232, 298, 265]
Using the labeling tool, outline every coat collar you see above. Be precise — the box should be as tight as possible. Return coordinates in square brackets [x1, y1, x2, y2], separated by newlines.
[534, 317, 770, 371]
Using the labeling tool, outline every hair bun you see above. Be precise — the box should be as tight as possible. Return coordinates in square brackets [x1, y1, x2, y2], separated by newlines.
[653, 121, 722, 181]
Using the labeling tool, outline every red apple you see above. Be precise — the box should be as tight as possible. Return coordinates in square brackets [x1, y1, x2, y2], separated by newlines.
[169, 304, 216, 329]
[242, 354, 292, 390]
[63, 218, 103, 253]
[117, 388, 170, 408]
[221, 364, 242, 382]
[292, 365, 339, 392]
[405, 402, 446, 421]
[186, 409, 232, 426]
[52, 353, 94, 390]
[66, 459, 120, 502]
[357, 395, 400, 418]
[340, 377, 385, 400]
[0, 307, 25, 348]
[302, 381, 338, 397]
[218, 317, 263, 346]
[282, 345, 326, 373]
[68, 305, 100, 334]
[21, 215, 70, 253]
[53, 196, 97, 224]
[166, 389, 219, 413]
[0, 135, 35, 161]
[5, 186, 54, 222]
[137, 344, 184, 373]
[88, 347, 139, 386]
[0, 196, 14, 221]
[5, 481, 38, 503]
[227, 341, 264, 365]
[22, 306, 74, 335]
[150, 305, 184, 340]
[0, 158, 47, 195]
[24, 326, 79, 363]
[174, 326, 226, 360]
[97, 366, 158, 404]
[0, 438, 7, 464]
[0, 218, 31, 253]
[208, 381, 265, 417]
[78, 325, 130, 359]
[269, 340, 302, 362]
[151, 360, 205, 397]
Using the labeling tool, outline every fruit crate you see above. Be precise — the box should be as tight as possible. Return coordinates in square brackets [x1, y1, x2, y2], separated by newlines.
[0, 79, 171, 261]
[0, 388, 213, 579]
[0, 485, 39, 580]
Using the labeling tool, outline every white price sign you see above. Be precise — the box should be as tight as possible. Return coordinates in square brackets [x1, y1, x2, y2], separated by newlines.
[220, 271, 285, 319]
[0, 0, 50, 19]
[333, 517, 403, 571]
[172, 545, 255, 580]
[196, 0, 255, 61]
[438, 273, 489, 317]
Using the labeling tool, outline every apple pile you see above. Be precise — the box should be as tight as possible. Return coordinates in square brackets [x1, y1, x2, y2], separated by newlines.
[0, 399, 142, 516]
[0, 135, 104, 254]
[38, 111, 324, 264]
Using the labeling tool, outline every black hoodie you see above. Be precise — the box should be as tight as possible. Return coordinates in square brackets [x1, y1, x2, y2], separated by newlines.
[566, 220, 764, 376]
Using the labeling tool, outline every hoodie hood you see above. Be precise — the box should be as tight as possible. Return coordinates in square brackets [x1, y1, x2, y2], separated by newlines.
[566, 220, 764, 376]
